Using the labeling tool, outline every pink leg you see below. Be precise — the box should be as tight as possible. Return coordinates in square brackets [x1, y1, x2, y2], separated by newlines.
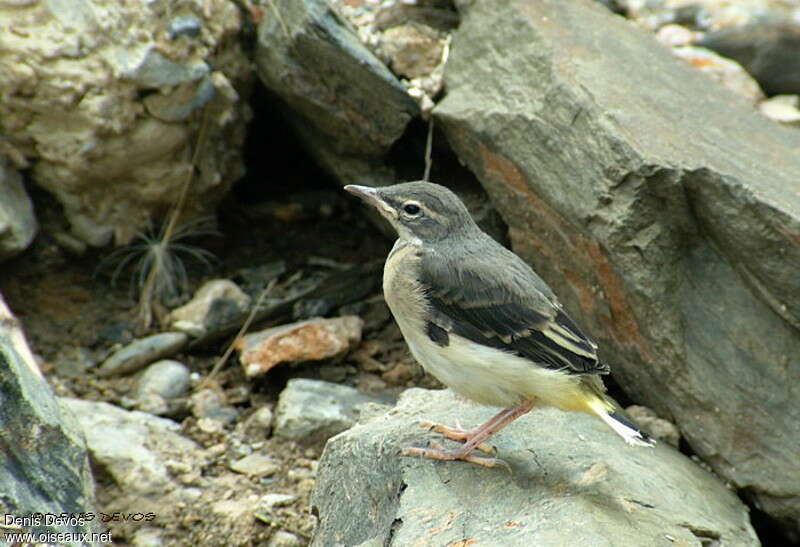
[402, 400, 536, 467]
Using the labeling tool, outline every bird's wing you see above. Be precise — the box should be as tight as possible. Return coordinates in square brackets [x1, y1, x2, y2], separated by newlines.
[419, 244, 608, 375]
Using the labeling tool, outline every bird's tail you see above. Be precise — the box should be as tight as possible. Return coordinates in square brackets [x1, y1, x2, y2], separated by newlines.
[587, 397, 656, 447]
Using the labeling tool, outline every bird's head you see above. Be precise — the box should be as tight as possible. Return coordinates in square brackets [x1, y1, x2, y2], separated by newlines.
[345, 181, 477, 244]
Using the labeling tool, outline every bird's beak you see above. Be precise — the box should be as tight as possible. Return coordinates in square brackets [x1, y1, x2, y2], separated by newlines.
[344, 185, 394, 216]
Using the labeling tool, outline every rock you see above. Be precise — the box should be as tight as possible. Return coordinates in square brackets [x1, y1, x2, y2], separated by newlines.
[236, 316, 363, 378]
[168, 279, 251, 337]
[131, 527, 167, 547]
[255, 0, 418, 190]
[97, 332, 188, 376]
[379, 23, 446, 80]
[0, 157, 37, 260]
[268, 530, 302, 547]
[191, 388, 239, 424]
[672, 46, 764, 102]
[274, 378, 390, 444]
[615, 0, 795, 32]
[759, 94, 800, 126]
[434, 0, 800, 535]
[625, 405, 681, 447]
[0, 0, 252, 245]
[311, 389, 758, 546]
[698, 22, 800, 95]
[136, 359, 191, 401]
[229, 453, 280, 477]
[61, 398, 201, 497]
[258, 493, 297, 512]
[246, 406, 275, 437]
[0, 295, 100, 541]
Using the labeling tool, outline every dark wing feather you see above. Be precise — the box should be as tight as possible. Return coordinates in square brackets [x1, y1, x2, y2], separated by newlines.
[420, 244, 608, 375]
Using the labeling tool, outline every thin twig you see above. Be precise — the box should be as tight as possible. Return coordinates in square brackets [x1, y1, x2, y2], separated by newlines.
[138, 107, 212, 328]
[423, 117, 434, 181]
[200, 277, 278, 389]
[265, 0, 291, 40]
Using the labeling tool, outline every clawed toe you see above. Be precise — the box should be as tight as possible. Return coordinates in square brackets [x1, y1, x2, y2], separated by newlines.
[417, 421, 496, 455]
[401, 445, 507, 468]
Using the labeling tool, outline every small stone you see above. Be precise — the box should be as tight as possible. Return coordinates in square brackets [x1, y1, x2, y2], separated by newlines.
[167, 16, 203, 40]
[246, 406, 274, 436]
[672, 46, 764, 103]
[273, 378, 390, 444]
[626, 405, 681, 447]
[136, 360, 191, 400]
[136, 393, 169, 416]
[191, 388, 238, 424]
[0, 158, 37, 260]
[379, 23, 446, 80]
[236, 316, 363, 378]
[229, 453, 280, 477]
[131, 527, 166, 547]
[258, 493, 297, 512]
[168, 279, 251, 336]
[267, 530, 302, 547]
[97, 332, 188, 377]
[655, 24, 700, 47]
[759, 94, 800, 126]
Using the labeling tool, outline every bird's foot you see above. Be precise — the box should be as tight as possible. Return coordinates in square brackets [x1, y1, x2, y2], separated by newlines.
[418, 421, 496, 455]
[401, 442, 509, 469]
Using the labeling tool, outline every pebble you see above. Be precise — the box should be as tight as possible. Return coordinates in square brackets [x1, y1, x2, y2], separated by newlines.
[168, 279, 251, 336]
[236, 316, 363, 378]
[229, 453, 280, 477]
[267, 531, 302, 547]
[191, 388, 238, 424]
[258, 493, 297, 512]
[245, 406, 274, 437]
[626, 405, 681, 447]
[136, 360, 191, 400]
[273, 378, 391, 444]
[97, 332, 188, 377]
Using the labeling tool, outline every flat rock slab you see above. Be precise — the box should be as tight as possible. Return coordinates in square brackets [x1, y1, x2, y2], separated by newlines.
[97, 332, 188, 377]
[312, 389, 758, 546]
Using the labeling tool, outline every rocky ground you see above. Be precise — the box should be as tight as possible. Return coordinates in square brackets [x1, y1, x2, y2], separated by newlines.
[2, 0, 800, 545]
[0, 180, 444, 545]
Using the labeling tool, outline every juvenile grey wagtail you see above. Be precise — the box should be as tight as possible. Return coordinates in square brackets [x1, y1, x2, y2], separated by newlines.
[345, 181, 655, 467]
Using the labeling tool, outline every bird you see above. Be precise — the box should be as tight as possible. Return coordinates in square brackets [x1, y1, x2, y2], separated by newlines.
[344, 181, 655, 467]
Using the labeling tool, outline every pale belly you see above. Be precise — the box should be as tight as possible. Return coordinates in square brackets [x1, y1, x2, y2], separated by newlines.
[383, 242, 581, 410]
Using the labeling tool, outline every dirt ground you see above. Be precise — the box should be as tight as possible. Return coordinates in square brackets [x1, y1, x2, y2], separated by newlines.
[0, 186, 441, 546]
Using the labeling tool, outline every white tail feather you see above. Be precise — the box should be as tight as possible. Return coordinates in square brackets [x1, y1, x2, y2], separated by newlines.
[589, 399, 656, 447]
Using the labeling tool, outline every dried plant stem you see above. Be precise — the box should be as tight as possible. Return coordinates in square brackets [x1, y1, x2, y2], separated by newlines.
[138, 107, 212, 328]
[423, 117, 434, 181]
[200, 278, 278, 389]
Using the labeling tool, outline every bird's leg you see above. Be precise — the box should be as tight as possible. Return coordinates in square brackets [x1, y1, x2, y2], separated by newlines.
[402, 400, 536, 467]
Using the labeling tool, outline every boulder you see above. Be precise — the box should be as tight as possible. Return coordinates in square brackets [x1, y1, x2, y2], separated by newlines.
[255, 0, 419, 189]
[434, 0, 800, 536]
[0, 0, 252, 245]
[0, 158, 37, 260]
[0, 295, 100, 542]
[312, 389, 758, 546]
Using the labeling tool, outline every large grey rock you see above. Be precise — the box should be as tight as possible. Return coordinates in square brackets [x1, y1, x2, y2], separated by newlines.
[274, 378, 391, 444]
[434, 0, 800, 536]
[0, 0, 251, 245]
[255, 0, 418, 188]
[0, 295, 99, 543]
[61, 398, 201, 498]
[312, 389, 758, 546]
[0, 158, 37, 260]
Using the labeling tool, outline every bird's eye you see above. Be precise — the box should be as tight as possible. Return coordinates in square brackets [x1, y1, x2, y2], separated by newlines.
[403, 203, 421, 215]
